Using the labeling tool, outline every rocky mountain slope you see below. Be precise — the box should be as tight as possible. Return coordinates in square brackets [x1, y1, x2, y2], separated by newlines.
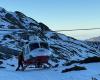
[0, 7, 100, 65]
[85, 37, 100, 52]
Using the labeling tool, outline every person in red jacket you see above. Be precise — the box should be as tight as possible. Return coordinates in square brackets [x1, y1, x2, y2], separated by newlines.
[16, 52, 24, 71]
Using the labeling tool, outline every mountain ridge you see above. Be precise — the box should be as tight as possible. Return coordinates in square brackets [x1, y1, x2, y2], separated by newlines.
[86, 36, 100, 42]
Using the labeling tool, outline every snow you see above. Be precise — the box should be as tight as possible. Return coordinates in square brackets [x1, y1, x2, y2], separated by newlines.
[45, 31, 55, 38]
[58, 33, 71, 41]
[0, 58, 100, 80]
[0, 31, 12, 35]
[24, 17, 38, 25]
[0, 35, 4, 41]
[0, 18, 12, 28]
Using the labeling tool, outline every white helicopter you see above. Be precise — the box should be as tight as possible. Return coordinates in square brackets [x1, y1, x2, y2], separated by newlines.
[22, 37, 52, 69]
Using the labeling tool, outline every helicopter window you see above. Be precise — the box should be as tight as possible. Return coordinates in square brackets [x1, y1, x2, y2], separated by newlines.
[40, 42, 49, 49]
[29, 43, 39, 51]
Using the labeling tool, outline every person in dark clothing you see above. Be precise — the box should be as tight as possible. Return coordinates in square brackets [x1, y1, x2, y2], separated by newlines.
[16, 52, 24, 71]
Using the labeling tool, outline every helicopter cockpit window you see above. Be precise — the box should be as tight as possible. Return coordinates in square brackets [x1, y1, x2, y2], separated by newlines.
[29, 43, 39, 51]
[40, 42, 48, 49]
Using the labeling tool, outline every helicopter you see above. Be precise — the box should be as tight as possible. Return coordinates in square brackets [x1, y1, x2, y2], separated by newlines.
[23, 40, 52, 69]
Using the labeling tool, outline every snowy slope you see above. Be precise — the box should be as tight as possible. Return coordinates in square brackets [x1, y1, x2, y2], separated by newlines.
[85, 41, 100, 52]
[0, 58, 100, 80]
[44, 31, 100, 63]
[85, 36, 100, 52]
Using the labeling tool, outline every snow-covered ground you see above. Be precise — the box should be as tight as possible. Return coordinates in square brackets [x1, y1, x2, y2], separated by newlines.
[0, 58, 100, 80]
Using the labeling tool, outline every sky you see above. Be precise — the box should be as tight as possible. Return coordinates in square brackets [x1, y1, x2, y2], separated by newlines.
[0, 0, 100, 40]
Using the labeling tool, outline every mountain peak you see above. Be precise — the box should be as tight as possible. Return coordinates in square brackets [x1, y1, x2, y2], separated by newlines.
[0, 7, 6, 13]
[0, 7, 49, 30]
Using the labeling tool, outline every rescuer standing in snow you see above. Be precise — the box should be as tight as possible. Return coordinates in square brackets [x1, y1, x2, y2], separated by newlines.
[16, 52, 24, 71]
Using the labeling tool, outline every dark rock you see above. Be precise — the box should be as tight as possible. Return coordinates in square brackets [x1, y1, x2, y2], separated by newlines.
[0, 61, 3, 65]
[39, 22, 50, 31]
[53, 64, 59, 68]
[64, 61, 79, 66]
[62, 65, 86, 73]
[64, 56, 100, 66]
[0, 66, 5, 68]
[80, 56, 100, 64]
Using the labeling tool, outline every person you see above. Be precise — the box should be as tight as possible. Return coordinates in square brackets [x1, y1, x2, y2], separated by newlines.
[16, 52, 24, 71]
